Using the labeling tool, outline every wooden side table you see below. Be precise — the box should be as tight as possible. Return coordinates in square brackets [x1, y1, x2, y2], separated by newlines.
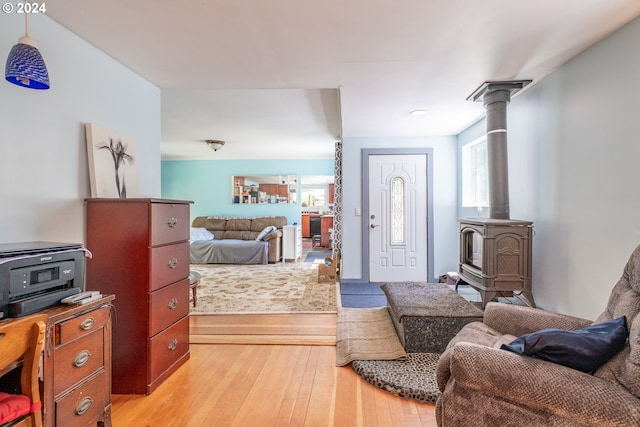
[42, 294, 115, 427]
[189, 271, 201, 307]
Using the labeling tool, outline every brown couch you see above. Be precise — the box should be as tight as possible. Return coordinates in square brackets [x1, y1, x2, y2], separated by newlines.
[191, 216, 287, 263]
[435, 245, 640, 426]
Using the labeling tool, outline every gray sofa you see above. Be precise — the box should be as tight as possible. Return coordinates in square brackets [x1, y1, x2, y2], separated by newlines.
[191, 216, 287, 264]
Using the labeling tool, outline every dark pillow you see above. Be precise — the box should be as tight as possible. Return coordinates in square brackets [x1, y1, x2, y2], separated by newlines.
[501, 316, 628, 374]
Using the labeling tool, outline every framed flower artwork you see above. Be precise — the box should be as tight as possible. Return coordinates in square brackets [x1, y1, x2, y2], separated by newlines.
[86, 123, 140, 198]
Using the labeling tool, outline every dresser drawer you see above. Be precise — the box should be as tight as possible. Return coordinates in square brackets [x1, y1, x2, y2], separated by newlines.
[148, 316, 189, 382]
[54, 328, 106, 395]
[55, 305, 110, 346]
[150, 202, 190, 246]
[55, 371, 109, 427]
[150, 241, 189, 291]
[149, 278, 190, 337]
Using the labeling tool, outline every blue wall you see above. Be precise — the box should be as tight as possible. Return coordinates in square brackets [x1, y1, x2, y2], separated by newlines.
[161, 159, 334, 224]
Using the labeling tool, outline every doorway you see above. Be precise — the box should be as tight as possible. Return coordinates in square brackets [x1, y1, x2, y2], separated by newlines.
[362, 148, 434, 283]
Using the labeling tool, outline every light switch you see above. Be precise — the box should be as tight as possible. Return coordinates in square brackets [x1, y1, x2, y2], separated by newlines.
[355, 208, 361, 216]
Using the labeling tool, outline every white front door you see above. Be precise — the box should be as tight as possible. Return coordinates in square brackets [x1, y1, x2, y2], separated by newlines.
[368, 154, 428, 282]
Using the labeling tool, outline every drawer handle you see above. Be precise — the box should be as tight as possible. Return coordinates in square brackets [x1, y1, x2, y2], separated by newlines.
[168, 258, 178, 269]
[80, 318, 95, 331]
[167, 217, 178, 228]
[167, 298, 178, 309]
[168, 338, 178, 351]
[75, 396, 93, 416]
[74, 350, 91, 368]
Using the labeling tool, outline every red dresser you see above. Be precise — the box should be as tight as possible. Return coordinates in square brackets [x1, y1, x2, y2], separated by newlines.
[85, 198, 191, 395]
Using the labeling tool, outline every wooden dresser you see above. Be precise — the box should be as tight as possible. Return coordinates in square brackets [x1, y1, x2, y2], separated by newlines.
[42, 295, 115, 427]
[84, 198, 191, 395]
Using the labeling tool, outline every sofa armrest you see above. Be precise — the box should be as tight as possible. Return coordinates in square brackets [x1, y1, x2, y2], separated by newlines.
[483, 302, 592, 336]
[264, 230, 282, 263]
[446, 342, 640, 426]
[262, 230, 282, 241]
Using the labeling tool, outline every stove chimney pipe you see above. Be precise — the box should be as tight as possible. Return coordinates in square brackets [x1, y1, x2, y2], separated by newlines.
[467, 80, 531, 219]
[484, 88, 511, 219]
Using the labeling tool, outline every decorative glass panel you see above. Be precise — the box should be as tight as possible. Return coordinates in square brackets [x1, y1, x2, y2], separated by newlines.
[391, 176, 405, 244]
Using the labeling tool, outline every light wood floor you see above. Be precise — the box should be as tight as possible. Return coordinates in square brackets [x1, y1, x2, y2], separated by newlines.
[110, 314, 438, 427]
[189, 313, 338, 346]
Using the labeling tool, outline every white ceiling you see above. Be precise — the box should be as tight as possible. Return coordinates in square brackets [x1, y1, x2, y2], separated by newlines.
[46, 1, 640, 160]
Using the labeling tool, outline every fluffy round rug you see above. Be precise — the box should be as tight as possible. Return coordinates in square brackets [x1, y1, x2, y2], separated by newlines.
[351, 353, 442, 403]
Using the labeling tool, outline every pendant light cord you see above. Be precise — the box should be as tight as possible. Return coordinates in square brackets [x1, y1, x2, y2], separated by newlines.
[23, 1, 29, 37]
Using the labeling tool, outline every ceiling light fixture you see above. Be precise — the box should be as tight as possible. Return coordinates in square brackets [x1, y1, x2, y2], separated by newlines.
[410, 109, 427, 116]
[206, 139, 225, 151]
[5, 5, 50, 90]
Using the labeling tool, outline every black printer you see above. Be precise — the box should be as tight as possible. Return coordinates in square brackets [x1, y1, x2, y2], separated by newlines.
[0, 241, 86, 318]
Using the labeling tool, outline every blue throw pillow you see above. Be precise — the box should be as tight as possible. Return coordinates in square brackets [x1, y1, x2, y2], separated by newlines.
[256, 225, 276, 241]
[189, 227, 214, 243]
[501, 316, 628, 374]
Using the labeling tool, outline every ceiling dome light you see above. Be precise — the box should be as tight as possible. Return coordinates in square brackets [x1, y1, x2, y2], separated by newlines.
[206, 139, 225, 151]
[410, 109, 427, 116]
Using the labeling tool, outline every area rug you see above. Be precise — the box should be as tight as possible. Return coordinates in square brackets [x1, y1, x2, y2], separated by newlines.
[336, 307, 406, 366]
[189, 262, 337, 314]
[336, 306, 442, 404]
[351, 353, 442, 403]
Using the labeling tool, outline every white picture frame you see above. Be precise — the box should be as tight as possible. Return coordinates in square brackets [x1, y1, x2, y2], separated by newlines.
[86, 123, 140, 198]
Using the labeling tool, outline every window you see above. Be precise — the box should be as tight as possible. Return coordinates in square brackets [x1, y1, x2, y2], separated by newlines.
[461, 136, 488, 207]
[301, 187, 326, 207]
[300, 176, 334, 211]
[391, 176, 405, 244]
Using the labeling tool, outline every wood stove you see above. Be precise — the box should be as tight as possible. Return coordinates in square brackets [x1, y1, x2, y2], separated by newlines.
[458, 218, 534, 308]
[458, 81, 535, 308]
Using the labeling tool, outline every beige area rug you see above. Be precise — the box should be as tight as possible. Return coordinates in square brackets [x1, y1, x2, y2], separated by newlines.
[336, 306, 407, 366]
[189, 261, 337, 314]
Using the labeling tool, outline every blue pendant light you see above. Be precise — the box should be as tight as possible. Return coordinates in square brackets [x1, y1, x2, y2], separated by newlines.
[5, 11, 50, 90]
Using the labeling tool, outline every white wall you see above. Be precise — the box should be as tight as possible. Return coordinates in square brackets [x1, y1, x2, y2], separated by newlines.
[0, 14, 160, 245]
[458, 16, 640, 319]
[341, 136, 458, 282]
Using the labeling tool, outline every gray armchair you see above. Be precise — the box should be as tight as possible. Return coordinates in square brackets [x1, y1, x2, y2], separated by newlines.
[436, 245, 640, 426]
